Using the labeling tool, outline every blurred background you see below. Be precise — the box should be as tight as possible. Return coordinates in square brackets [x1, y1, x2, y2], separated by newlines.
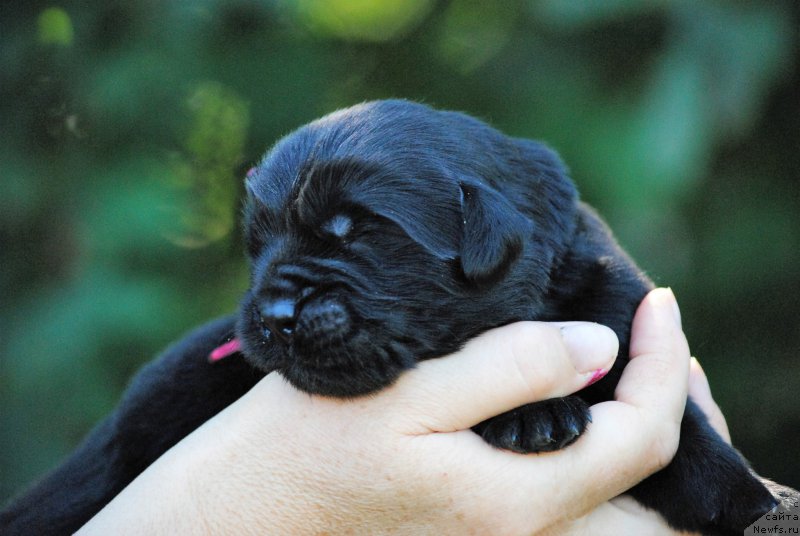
[1, 0, 798, 502]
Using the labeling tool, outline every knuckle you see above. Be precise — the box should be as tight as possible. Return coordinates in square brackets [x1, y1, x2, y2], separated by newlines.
[506, 323, 565, 398]
[646, 417, 681, 471]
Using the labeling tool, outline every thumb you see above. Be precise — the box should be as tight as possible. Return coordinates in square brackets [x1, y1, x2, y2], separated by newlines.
[384, 321, 618, 433]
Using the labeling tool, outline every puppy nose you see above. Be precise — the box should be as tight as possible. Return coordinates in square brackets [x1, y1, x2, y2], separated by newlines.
[257, 298, 296, 343]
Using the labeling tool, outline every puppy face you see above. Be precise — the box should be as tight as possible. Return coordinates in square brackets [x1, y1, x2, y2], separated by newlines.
[237, 100, 577, 397]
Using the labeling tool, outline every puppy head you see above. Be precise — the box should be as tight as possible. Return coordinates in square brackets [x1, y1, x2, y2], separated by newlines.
[237, 100, 577, 397]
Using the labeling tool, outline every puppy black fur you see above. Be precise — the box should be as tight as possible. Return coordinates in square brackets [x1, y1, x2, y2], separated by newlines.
[1, 100, 788, 535]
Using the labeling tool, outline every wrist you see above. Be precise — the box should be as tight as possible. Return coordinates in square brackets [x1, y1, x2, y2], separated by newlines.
[183, 387, 343, 534]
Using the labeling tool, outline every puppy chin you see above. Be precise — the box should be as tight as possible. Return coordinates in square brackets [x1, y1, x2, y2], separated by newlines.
[279, 358, 408, 398]
[241, 343, 412, 398]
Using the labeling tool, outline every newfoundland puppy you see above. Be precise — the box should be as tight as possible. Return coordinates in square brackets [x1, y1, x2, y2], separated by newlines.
[1, 100, 788, 535]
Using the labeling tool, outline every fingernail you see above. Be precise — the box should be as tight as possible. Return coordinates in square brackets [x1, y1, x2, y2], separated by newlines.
[558, 322, 619, 374]
[666, 287, 682, 328]
[585, 368, 608, 387]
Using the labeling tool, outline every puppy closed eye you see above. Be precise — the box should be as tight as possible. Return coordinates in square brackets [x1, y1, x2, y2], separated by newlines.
[322, 214, 353, 239]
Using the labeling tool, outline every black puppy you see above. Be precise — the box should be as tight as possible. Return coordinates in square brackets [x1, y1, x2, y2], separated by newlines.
[1, 100, 786, 535]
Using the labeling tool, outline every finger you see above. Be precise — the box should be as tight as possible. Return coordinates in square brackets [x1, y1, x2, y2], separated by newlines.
[616, 288, 690, 432]
[384, 321, 618, 433]
[451, 288, 691, 521]
[597, 495, 691, 535]
[688, 357, 731, 443]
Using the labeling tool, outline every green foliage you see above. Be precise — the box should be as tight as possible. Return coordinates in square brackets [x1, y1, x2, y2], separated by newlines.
[437, 1, 515, 72]
[285, 0, 435, 41]
[166, 82, 250, 247]
[37, 7, 74, 46]
[1, 0, 798, 500]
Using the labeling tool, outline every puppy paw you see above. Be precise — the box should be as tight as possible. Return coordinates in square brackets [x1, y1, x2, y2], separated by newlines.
[713, 471, 780, 533]
[474, 396, 590, 453]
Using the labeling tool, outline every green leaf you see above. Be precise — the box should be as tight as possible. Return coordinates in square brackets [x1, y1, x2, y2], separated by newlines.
[284, 0, 434, 42]
[165, 82, 250, 248]
[37, 7, 74, 46]
[437, 0, 515, 72]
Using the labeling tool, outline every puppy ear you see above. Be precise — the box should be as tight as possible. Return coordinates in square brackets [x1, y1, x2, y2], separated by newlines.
[459, 181, 533, 285]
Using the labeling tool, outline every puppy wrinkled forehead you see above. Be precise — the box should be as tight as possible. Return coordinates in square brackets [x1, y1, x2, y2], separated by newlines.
[244, 100, 534, 260]
[248, 155, 463, 261]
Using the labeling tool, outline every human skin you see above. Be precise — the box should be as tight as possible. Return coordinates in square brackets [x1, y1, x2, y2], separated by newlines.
[79, 288, 704, 535]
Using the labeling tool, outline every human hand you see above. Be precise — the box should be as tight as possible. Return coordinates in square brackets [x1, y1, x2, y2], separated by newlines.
[687, 357, 731, 443]
[596, 353, 733, 536]
[79, 288, 691, 535]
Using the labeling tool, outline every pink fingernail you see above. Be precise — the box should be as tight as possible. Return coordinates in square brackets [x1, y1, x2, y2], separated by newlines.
[585, 368, 607, 387]
[209, 338, 242, 363]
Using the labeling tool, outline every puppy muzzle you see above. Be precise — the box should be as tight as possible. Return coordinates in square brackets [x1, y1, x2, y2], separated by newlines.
[254, 271, 354, 352]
